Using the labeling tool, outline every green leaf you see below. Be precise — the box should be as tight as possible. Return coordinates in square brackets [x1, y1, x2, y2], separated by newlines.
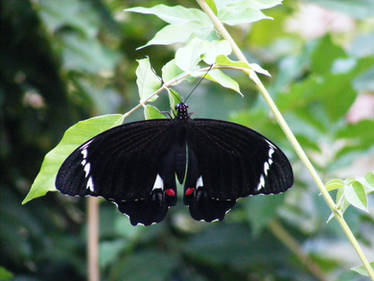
[22, 114, 124, 204]
[162, 59, 184, 83]
[144, 105, 166, 120]
[218, 3, 271, 26]
[353, 66, 374, 92]
[206, 69, 243, 96]
[0, 266, 13, 281]
[277, 74, 356, 122]
[344, 181, 368, 212]
[310, 35, 346, 75]
[125, 5, 211, 26]
[99, 240, 126, 268]
[136, 58, 161, 103]
[215, 0, 283, 11]
[205, 0, 218, 15]
[138, 22, 202, 49]
[168, 89, 182, 116]
[325, 179, 344, 191]
[215, 55, 270, 76]
[175, 38, 206, 72]
[115, 250, 177, 281]
[246, 194, 285, 235]
[60, 33, 120, 73]
[202, 40, 232, 64]
[351, 262, 374, 277]
[39, 0, 99, 37]
[365, 172, 374, 188]
[216, 55, 250, 69]
[249, 63, 271, 77]
[336, 120, 374, 140]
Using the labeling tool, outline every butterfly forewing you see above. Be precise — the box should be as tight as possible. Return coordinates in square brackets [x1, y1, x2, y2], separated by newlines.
[56, 119, 183, 225]
[188, 119, 293, 196]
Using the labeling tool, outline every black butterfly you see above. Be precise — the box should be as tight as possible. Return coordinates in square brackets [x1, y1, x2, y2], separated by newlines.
[56, 103, 293, 226]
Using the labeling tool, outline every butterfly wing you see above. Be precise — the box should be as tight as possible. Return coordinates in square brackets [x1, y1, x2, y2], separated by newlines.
[56, 119, 185, 226]
[184, 119, 293, 222]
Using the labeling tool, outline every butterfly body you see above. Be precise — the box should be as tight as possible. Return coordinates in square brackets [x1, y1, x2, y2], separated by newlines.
[56, 103, 293, 225]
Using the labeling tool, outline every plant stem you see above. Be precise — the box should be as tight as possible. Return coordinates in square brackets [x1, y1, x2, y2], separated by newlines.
[196, 0, 374, 279]
[88, 197, 99, 281]
[269, 220, 328, 281]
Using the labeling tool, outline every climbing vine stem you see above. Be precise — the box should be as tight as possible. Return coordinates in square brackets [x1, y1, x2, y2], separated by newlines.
[196, 0, 374, 279]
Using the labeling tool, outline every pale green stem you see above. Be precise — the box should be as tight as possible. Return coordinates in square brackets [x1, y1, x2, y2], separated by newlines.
[195, 0, 374, 279]
[269, 220, 328, 281]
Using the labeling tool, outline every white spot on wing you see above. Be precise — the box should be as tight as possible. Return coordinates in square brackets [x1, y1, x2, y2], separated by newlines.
[152, 174, 164, 191]
[81, 159, 87, 166]
[256, 145, 276, 192]
[264, 162, 270, 176]
[84, 163, 91, 178]
[87, 176, 94, 192]
[256, 175, 265, 191]
[81, 149, 88, 159]
[196, 176, 203, 189]
[268, 147, 275, 158]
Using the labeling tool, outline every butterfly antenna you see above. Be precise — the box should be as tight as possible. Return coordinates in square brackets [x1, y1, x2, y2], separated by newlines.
[184, 64, 214, 103]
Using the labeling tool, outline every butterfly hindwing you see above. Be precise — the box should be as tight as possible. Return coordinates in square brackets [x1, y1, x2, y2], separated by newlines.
[183, 119, 293, 222]
[56, 119, 183, 225]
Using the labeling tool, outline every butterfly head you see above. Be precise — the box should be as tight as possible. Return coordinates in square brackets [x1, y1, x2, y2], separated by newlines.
[175, 103, 189, 120]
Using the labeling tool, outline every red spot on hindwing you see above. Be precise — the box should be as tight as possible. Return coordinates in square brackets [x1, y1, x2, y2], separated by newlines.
[165, 189, 176, 197]
[185, 187, 194, 196]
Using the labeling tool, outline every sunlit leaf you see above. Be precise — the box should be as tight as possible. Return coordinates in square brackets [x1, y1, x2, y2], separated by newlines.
[205, 0, 218, 15]
[168, 89, 182, 116]
[344, 181, 368, 212]
[202, 40, 232, 64]
[138, 22, 202, 49]
[351, 262, 374, 277]
[144, 105, 166, 120]
[125, 5, 211, 25]
[326, 179, 344, 191]
[22, 114, 124, 204]
[206, 69, 243, 96]
[162, 59, 184, 83]
[249, 63, 271, 77]
[136, 58, 161, 103]
[175, 38, 206, 72]
[215, 55, 270, 76]
[218, 2, 272, 26]
[215, 0, 283, 11]
[365, 172, 374, 188]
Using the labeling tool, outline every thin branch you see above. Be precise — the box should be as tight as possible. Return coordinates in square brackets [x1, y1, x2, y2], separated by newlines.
[88, 197, 99, 281]
[122, 66, 213, 119]
[269, 220, 329, 281]
[195, 0, 374, 279]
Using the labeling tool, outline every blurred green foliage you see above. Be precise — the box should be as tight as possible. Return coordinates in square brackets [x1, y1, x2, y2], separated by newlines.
[1, 0, 374, 280]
